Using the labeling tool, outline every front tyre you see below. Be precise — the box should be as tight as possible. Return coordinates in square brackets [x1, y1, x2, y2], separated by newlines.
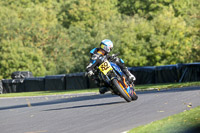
[112, 79, 132, 102]
[130, 90, 138, 101]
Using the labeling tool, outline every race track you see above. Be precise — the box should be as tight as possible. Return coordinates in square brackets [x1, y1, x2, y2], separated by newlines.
[0, 86, 200, 133]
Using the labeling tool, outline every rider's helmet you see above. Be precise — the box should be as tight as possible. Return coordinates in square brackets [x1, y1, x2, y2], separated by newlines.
[100, 39, 113, 53]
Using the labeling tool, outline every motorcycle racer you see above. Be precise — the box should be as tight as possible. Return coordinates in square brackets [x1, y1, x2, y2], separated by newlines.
[86, 39, 136, 94]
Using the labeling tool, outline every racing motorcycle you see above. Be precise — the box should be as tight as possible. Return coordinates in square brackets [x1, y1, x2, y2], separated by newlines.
[90, 54, 138, 102]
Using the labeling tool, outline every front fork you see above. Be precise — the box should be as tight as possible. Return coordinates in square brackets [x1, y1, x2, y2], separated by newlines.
[111, 70, 135, 96]
[100, 70, 136, 96]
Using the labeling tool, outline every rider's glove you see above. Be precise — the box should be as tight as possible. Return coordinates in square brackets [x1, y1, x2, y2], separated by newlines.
[129, 75, 136, 82]
[111, 54, 118, 61]
[87, 70, 94, 77]
[111, 54, 116, 57]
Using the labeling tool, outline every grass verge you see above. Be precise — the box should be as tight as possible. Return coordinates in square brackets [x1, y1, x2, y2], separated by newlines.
[128, 106, 200, 133]
[135, 81, 200, 90]
[0, 81, 200, 98]
[0, 89, 99, 98]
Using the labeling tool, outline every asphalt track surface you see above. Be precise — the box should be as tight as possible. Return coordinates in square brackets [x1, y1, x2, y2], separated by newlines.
[0, 86, 200, 133]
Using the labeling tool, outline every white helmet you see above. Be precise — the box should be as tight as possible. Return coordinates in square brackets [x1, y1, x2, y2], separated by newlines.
[100, 39, 113, 53]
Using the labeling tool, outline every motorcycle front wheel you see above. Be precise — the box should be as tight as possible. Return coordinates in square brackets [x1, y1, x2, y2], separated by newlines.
[112, 79, 132, 102]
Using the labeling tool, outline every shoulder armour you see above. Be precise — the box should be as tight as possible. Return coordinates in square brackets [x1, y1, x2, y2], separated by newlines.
[120, 58, 125, 64]
[90, 48, 97, 55]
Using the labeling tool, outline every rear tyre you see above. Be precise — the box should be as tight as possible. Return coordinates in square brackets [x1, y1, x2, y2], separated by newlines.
[112, 79, 132, 102]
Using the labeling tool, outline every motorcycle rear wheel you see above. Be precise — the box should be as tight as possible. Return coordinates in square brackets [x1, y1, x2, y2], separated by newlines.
[112, 79, 132, 102]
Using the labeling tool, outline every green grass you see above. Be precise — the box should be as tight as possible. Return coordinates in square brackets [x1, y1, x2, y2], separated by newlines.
[135, 81, 200, 90]
[0, 89, 99, 98]
[128, 106, 200, 133]
[0, 81, 200, 98]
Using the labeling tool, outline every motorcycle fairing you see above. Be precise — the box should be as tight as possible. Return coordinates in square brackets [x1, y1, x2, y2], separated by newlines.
[99, 61, 134, 96]
[99, 61, 122, 84]
[110, 62, 123, 76]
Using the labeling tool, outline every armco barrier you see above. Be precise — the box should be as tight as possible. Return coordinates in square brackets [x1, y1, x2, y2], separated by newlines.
[155, 65, 179, 83]
[24, 77, 45, 92]
[0, 80, 3, 94]
[178, 63, 200, 82]
[2, 79, 24, 93]
[11, 71, 33, 79]
[1, 62, 200, 93]
[88, 77, 98, 88]
[45, 75, 66, 90]
[66, 72, 88, 90]
[129, 66, 156, 85]
[2, 79, 14, 93]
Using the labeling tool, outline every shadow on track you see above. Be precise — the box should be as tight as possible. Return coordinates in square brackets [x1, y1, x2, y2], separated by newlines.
[0, 94, 118, 111]
[43, 101, 125, 111]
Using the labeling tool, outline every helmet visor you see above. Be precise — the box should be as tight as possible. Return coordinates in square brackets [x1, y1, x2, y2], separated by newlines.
[100, 44, 105, 49]
[100, 44, 110, 53]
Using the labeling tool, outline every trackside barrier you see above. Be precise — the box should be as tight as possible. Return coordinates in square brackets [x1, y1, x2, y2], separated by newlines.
[1, 62, 200, 93]
[2, 79, 24, 93]
[24, 77, 45, 92]
[129, 66, 156, 85]
[177, 63, 200, 82]
[45, 75, 66, 90]
[66, 72, 88, 90]
[155, 65, 179, 83]
[0, 80, 3, 94]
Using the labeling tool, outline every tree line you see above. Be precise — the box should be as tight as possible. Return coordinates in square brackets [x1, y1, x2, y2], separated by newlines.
[0, 0, 199, 79]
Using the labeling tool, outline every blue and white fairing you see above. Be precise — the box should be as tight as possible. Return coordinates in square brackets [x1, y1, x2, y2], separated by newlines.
[110, 62, 124, 76]
[99, 61, 123, 84]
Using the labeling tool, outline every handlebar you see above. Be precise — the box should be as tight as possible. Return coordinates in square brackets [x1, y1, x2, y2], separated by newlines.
[112, 52, 120, 57]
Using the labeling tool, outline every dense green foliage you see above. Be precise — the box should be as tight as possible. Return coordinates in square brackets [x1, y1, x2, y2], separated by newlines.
[0, 0, 199, 79]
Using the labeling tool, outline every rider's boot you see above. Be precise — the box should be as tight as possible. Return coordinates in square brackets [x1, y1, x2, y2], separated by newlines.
[99, 81, 109, 94]
[99, 87, 109, 94]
